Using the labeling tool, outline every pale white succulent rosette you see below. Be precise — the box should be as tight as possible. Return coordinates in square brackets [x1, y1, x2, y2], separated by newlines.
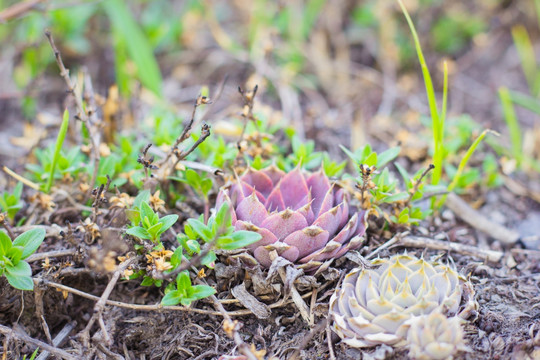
[329, 253, 477, 348]
[406, 311, 468, 360]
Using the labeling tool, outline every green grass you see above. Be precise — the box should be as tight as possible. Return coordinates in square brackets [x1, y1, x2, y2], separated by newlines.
[45, 108, 70, 193]
[398, 0, 448, 204]
[498, 87, 523, 168]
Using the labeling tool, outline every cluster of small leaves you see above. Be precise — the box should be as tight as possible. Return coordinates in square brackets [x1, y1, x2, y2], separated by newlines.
[421, 115, 503, 192]
[161, 270, 216, 306]
[342, 144, 441, 226]
[170, 169, 213, 203]
[0, 228, 45, 290]
[125, 191, 178, 245]
[26, 145, 86, 184]
[93, 136, 147, 189]
[0, 183, 24, 223]
[178, 202, 262, 269]
[161, 202, 261, 306]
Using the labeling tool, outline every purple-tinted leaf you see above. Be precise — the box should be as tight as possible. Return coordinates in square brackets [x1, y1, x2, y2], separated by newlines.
[279, 167, 310, 209]
[306, 168, 331, 213]
[283, 226, 329, 258]
[315, 186, 335, 218]
[332, 213, 358, 244]
[265, 187, 285, 212]
[241, 168, 273, 197]
[297, 201, 315, 225]
[298, 240, 341, 263]
[313, 205, 342, 237]
[235, 193, 268, 226]
[235, 220, 278, 251]
[260, 209, 307, 241]
[261, 165, 285, 186]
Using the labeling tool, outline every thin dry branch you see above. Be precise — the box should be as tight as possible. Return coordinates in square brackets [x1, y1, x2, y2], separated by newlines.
[0, 0, 44, 22]
[161, 95, 211, 167]
[77, 256, 139, 348]
[45, 30, 101, 198]
[26, 249, 78, 263]
[35, 277, 316, 317]
[0, 324, 76, 360]
[445, 192, 520, 245]
[204, 289, 260, 360]
[398, 235, 504, 263]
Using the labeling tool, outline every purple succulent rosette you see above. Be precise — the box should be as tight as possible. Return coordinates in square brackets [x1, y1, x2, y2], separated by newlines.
[216, 165, 367, 272]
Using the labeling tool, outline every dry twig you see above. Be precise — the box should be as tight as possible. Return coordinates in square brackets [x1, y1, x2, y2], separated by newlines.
[445, 192, 520, 245]
[0, 324, 76, 360]
[45, 30, 101, 199]
[76, 256, 139, 350]
[398, 235, 504, 263]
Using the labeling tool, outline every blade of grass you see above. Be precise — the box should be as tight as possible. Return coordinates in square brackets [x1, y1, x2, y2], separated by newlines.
[397, 0, 444, 187]
[102, 0, 162, 96]
[439, 129, 497, 207]
[498, 87, 523, 167]
[511, 25, 538, 96]
[45, 109, 69, 193]
[509, 89, 540, 114]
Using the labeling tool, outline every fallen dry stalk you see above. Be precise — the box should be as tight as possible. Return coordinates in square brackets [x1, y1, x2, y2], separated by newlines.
[77, 256, 139, 349]
[34, 277, 316, 317]
[445, 192, 520, 245]
[26, 249, 78, 263]
[0, 324, 76, 360]
[398, 235, 504, 263]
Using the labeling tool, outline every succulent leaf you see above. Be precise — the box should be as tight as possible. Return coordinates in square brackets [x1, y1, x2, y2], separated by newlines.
[216, 166, 368, 270]
[329, 253, 477, 348]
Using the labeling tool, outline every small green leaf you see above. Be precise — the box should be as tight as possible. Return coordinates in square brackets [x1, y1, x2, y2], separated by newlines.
[381, 192, 409, 203]
[217, 231, 262, 250]
[200, 251, 217, 268]
[140, 202, 156, 226]
[125, 209, 141, 226]
[6, 260, 32, 277]
[0, 231, 12, 255]
[364, 152, 377, 167]
[189, 285, 216, 300]
[147, 222, 163, 241]
[200, 178, 213, 197]
[170, 246, 183, 267]
[6, 246, 23, 265]
[377, 147, 401, 168]
[133, 190, 150, 208]
[185, 169, 200, 188]
[214, 202, 232, 230]
[186, 219, 213, 242]
[140, 276, 156, 287]
[161, 290, 182, 306]
[13, 228, 45, 260]
[158, 215, 178, 233]
[176, 271, 191, 290]
[125, 226, 151, 240]
[5, 273, 34, 290]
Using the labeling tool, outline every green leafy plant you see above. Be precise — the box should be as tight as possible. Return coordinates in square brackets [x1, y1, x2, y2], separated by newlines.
[178, 202, 262, 268]
[26, 145, 85, 185]
[398, 0, 448, 191]
[102, 0, 163, 97]
[0, 182, 24, 223]
[22, 348, 40, 360]
[161, 270, 216, 306]
[0, 228, 45, 290]
[126, 200, 178, 245]
[398, 1, 493, 208]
